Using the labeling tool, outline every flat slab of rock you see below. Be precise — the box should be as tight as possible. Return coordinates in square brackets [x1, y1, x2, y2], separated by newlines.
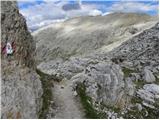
[137, 84, 159, 108]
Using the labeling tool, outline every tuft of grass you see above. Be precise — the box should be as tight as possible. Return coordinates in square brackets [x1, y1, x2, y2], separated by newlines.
[36, 69, 53, 119]
[133, 80, 145, 89]
[154, 75, 159, 85]
[76, 83, 106, 119]
[100, 102, 120, 113]
[122, 67, 136, 78]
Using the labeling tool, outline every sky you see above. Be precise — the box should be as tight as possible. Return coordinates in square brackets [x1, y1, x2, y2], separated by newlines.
[18, 0, 159, 31]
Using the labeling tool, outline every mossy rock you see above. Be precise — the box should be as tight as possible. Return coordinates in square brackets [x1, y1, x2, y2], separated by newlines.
[122, 67, 136, 78]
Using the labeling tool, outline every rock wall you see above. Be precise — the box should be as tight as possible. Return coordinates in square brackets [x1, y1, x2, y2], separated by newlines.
[1, 1, 43, 118]
[1, 1, 35, 68]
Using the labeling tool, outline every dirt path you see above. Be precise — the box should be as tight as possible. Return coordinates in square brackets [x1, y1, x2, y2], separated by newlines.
[46, 80, 84, 119]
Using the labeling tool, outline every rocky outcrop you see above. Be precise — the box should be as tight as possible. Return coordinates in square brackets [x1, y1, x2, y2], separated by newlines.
[137, 84, 159, 109]
[1, 1, 42, 118]
[1, 1, 36, 68]
[143, 67, 156, 83]
[38, 55, 134, 109]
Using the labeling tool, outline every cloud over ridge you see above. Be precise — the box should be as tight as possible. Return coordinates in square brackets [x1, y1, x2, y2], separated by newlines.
[18, 0, 158, 31]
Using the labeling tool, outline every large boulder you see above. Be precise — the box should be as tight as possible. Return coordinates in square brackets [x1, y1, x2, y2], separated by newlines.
[71, 62, 134, 108]
[143, 67, 156, 83]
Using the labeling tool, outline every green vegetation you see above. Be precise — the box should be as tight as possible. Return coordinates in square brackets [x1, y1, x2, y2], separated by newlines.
[143, 102, 159, 119]
[123, 96, 159, 119]
[76, 83, 106, 119]
[154, 74, 159, 85]
[123, 107, 145, 119]
[122, 67, 136, 77]
[133, 80, 145, 89]
[123, 97, 145, 119]
[131, 96, 143, 104]
[123, 103, 159, 119]
[36, 69, 53, 119]
[100, 102, 120, 113]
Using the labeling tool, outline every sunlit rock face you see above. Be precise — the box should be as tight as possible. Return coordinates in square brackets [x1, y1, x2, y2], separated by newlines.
[1, 1, 43, 119]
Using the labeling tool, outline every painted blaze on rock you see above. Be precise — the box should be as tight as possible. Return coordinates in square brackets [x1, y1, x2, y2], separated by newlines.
[1, 1, 36, 68]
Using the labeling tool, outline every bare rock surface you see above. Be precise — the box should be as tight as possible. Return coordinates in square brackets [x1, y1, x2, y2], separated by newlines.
[137, 84, 159, 108]
[1, 1, 42, 118]
[143, 67, 156, 83]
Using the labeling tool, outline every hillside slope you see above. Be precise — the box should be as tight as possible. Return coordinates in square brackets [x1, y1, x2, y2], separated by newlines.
[33, 13, 158, 63]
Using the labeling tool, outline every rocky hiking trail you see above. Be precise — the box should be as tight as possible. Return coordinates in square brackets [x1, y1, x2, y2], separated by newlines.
[46, 79, 84, 119]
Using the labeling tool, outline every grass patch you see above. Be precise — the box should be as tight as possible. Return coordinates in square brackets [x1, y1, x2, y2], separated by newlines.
[122, 67, 136, 78]
[154, 75, 159, 85]
[123, 96, 159, 119]
[76, 83, 106, 119]
[36, 69, 53, 119]
[133, 80, 145, 89]
[143, 103, 159, 119]
[131, 96, 143, 104]
[123, 97, 143, 119]
[100, 102, 120, 113]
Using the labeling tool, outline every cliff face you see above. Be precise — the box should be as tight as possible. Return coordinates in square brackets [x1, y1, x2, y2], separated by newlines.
[1, 1, 35, 68]
[1, 1, 43, 118]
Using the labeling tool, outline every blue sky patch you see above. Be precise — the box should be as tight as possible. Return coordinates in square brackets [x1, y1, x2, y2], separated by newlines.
[18, 0, 159, 31]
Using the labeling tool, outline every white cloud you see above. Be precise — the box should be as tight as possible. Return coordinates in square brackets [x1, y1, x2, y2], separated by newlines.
[102, 12, 112, 16]
[20, 1, 66, 31]
[19, 1, 158, 31]
[19, 1, 104, 30]
[29, 19, 66, 31]
[109, 1, 158, 13]
[89, 9, 102, 16]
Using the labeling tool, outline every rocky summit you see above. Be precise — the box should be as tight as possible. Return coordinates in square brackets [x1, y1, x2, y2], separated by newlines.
[1, 0, 159, 119]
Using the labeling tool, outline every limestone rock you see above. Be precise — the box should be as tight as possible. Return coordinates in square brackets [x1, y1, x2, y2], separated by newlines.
[136, 103, 143, 111]
[143, 67, 155, 83]
[1, 1, 36, 68]
[38, 57, 133, 108]
[1, 1, 42, 119]
[137, 84, 159, 108]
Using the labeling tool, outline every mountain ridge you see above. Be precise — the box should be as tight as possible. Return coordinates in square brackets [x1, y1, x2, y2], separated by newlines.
[33, 12, 158, 63]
